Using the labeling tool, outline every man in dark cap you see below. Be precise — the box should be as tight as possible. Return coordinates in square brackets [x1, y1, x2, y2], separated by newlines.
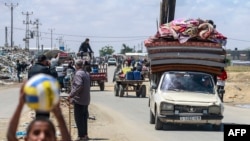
[28, 54, 51, 79]
[27, 54, 53, 119]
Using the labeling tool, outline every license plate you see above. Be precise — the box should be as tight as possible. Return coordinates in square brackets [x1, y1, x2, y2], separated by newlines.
[180, 116, 201, 121]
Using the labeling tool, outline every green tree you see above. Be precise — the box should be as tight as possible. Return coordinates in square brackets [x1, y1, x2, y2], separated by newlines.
[120, 43, 133, 54]
[137, 50, 142, 53]
[99, 45, 115, 57]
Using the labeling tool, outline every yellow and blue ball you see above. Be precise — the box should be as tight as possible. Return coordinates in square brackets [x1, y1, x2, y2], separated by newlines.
[24, 74, 60, 112]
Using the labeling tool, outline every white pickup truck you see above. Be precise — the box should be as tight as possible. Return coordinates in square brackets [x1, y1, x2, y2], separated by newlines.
[148, 71, 224, 130]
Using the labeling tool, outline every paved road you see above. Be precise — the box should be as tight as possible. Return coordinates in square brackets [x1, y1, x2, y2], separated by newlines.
[90, 66, 250, 141]
[1, 66, 250, 141]
[0, 86, 29, 118]
[90, 87, 250, 141]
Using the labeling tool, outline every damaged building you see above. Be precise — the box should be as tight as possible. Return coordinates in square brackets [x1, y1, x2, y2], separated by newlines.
[0, 46, 30, 85]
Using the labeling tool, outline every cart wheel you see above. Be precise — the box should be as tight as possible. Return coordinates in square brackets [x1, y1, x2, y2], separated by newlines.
[136, 86, 140, 97]
[141, 85, 146, 98]
[119, 85, 124, 97]
[114, 84, 119, 96]
[99, 82, 105, 91]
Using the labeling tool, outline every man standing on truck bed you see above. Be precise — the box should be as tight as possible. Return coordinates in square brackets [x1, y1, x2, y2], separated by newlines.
[78, 38, 94, 59]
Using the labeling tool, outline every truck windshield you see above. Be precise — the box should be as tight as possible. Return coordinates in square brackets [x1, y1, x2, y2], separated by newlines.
[160, 72, 215, 94]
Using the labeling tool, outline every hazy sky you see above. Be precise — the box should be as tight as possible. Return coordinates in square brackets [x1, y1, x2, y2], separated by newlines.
[0, 0, 250, 55]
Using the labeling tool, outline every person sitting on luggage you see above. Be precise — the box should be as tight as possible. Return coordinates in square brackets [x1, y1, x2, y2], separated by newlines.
[118, 61, 131, 78]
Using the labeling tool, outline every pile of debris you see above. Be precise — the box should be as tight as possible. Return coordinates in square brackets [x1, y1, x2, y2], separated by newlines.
[0, 47, 31, 85]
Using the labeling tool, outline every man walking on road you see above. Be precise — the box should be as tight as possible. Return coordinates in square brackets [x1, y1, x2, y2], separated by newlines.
[16, 59, 22, 83]
[68, 59, 91, 140]
[217, 68, 227, 102]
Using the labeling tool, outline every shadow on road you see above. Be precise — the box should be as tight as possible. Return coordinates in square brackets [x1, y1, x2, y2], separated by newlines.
[88, 137, 109, 140]
[159, 123, 226, 132]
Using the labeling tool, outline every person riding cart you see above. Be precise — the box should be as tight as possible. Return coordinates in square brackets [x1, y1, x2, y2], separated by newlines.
[78, 38, 94, 60]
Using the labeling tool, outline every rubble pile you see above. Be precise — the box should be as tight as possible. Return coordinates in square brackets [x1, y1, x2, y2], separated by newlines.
[0, 47, 31, 85]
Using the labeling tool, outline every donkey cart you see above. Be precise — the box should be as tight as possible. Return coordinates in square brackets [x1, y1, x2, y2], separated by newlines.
[114, 80, 147, 98]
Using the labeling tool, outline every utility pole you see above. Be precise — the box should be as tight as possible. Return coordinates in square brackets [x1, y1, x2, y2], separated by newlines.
[141, 41, 143, 53]
[4, 27, 8, 47]
[57, 36, 64, 51]
[22, 11, 33, 50]
[160, 0, 176, 25]
[5, 3, 18, 51]
[33, 19, 42, 54]
[48, 28, 55, 50]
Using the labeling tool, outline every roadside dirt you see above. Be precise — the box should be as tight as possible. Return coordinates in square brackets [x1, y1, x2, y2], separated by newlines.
[0, 71, 250, 141]
[224, 72, 250, 105]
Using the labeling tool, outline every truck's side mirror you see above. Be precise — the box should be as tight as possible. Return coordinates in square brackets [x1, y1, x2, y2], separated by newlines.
[150, 84, 157, 93]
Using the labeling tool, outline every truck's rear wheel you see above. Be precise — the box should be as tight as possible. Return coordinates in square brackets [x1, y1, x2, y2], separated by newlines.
[119, 85, 124, 97]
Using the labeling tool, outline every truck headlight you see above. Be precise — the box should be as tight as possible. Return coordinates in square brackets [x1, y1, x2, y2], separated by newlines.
[160, 103, 174, 111]
[209, 106, 221, 114]
[160, 103, 174, 115]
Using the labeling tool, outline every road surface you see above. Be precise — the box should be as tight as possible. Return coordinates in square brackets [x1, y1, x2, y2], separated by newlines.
[1, 65, 250, 141]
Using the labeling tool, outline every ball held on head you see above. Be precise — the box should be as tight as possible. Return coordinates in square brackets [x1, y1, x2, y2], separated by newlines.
[24, 74, 60, 112]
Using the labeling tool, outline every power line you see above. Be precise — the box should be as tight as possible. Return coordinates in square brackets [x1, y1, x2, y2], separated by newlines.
[6, 27, 250, 44]
[40, 31, 149, 39]
[40, 36, 145, 43]
[227, 38, 250, 43]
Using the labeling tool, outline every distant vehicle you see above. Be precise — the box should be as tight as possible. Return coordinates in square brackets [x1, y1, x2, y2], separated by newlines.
[85, 63, 108, 91]
[94, 57, 104, 65]
[107, 57, 117, 66]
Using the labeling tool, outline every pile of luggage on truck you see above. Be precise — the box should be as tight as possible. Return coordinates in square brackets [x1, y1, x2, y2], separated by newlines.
[146, 18, 227, 130]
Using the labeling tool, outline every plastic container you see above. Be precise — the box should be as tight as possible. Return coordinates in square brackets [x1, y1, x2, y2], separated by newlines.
[126, 71, 134, 80]
[92, 68, 98, 73]
[133, 71, 141, 80]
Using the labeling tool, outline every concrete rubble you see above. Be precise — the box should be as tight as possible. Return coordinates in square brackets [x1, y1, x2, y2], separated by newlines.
[0, 46, 31, 85]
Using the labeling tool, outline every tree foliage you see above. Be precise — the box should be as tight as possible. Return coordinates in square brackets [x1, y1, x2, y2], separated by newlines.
[120, 43, 133, 54]
[137, 50, 142, 53]
[99, 45, 115, 56]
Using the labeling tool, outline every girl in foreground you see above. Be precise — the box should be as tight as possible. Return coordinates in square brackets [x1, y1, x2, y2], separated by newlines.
[6, 82, 71, 141]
